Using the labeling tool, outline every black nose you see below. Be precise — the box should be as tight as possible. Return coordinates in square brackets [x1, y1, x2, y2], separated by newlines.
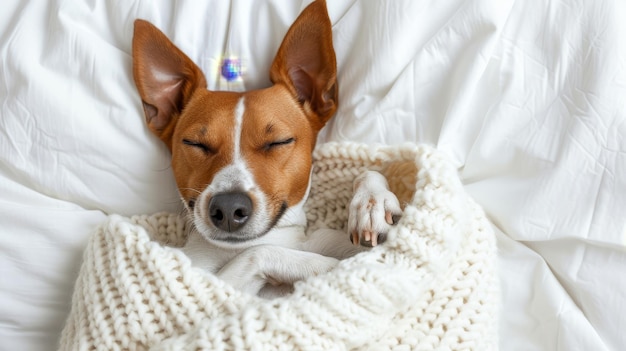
[208, 192, 253, 232]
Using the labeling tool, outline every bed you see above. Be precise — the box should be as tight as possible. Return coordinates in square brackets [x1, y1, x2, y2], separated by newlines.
[1, 0, 625, 350]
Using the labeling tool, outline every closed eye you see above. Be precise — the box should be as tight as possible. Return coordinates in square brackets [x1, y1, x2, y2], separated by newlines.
[265, 137, 295, 150]
[183, 139, 213, 153]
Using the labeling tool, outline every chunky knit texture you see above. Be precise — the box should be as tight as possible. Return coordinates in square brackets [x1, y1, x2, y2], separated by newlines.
[59, 142, 498, 350]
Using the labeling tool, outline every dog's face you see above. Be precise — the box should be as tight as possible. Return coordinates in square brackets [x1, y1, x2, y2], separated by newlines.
[169, 87, 318, 244]
[132, 0, 337, 246]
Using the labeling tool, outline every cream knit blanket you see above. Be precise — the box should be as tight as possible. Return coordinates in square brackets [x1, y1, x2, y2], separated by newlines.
[59, 142, 498, 350]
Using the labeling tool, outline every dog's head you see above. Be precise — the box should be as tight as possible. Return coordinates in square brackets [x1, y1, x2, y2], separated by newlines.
[132, 0, 337, 246]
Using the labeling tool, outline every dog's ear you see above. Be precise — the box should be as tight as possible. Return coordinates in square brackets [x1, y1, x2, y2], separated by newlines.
[270, 0, 338, 129]
[132, 19, 206, 147]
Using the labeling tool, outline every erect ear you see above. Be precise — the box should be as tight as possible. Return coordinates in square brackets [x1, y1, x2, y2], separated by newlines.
[269, 0, 338, 129]
[132, 19, 206, 147]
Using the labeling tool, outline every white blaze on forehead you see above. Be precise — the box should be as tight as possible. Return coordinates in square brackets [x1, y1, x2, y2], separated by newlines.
[233, 97, 244, 162]
[193, 97, 273, 241]
[208, 97, 254, 192]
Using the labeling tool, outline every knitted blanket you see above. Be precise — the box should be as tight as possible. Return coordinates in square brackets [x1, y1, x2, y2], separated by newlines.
[59, 142, 498, 350]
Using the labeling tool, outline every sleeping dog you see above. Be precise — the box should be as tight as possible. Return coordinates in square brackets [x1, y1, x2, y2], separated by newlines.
[131, 0, 402, 297]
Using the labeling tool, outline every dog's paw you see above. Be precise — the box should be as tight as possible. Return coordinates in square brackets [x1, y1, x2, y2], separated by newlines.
[308, 255, 340, 276]
[348, 171, 402, 247]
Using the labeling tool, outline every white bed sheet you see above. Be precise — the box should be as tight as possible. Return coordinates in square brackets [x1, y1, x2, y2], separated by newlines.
[1, 0, 625, 350]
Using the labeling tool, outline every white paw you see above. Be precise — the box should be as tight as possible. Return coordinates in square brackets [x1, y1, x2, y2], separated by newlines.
[307, 255, 340, 276]
[348, 171, 402, 247]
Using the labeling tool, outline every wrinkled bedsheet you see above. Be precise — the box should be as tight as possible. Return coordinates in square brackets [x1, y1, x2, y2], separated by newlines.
[1, 1, 624, 350]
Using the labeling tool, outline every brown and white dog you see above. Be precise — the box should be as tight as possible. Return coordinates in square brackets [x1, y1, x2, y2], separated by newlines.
[132, 0, 402, 297]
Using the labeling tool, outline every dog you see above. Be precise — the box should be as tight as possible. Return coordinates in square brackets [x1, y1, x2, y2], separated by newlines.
[132, 0, 402, 298]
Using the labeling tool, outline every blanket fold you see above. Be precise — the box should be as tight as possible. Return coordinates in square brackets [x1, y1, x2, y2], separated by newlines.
[59, 142, 498, 351]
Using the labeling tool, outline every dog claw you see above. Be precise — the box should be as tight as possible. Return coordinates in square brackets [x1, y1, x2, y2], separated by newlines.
[359, 232, 387, 247]
[385, 212, 393, 224]
[360, 230, 374, 246]
[350, 231, 359, 245]
[385, 212, 402, 225]
[363, 230, 372, 242]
